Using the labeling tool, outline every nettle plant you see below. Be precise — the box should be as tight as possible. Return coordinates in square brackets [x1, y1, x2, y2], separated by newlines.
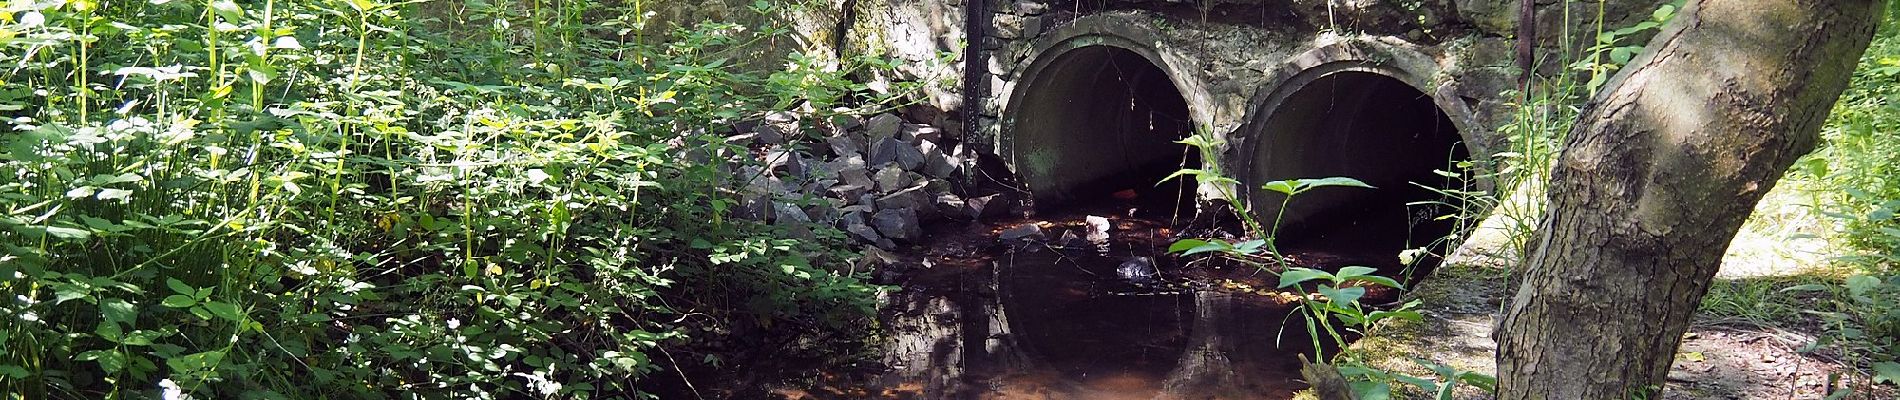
[1, 0, 889, 398]
[1164, 133, 1491, 399]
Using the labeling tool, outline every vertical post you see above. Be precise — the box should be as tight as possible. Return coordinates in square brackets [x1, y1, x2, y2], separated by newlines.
[961, 0, 990, 147]
[1516, 0, 1535, 91]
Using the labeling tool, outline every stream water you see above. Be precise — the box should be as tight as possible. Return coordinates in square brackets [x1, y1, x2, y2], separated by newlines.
[863, 201, 1416, 399]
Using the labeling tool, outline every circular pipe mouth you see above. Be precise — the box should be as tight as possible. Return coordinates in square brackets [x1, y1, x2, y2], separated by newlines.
[1246, 68, 1473, 276]
[1006, 45, 1198, 211]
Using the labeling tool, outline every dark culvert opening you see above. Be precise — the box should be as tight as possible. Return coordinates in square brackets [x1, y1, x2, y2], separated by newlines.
[1249, 70, 1472, 280]
[1010, 46, 1198, 218]
[992, 45, 1203, 395]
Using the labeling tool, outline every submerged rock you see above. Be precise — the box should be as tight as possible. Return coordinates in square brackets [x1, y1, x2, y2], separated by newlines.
[1117, 256, 1159, 286]
[999, 224, 1042, 241]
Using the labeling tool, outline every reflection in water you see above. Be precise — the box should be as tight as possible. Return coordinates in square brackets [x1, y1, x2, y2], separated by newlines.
[873, 212, 1401, 399]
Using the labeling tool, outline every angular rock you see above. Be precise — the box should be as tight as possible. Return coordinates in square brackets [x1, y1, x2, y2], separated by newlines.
[841, 202, 875, 214]
[765, 111, 799, 124]
[827, 135, 864, 159]
[1016, 1, 1048, 15]
[965, 193, 1011, 221]
[841, 210, 868, 227]
[998, 223, 1042, 241]
[865, 113, 903, 144]
[763, 146, 803, 177]
[933, 194, 967, 219]
[873, 165, 911, 194]
[868, 137, 924, 170]
[773, 202, 816, 240]
[1057, 229, 1082, 247]
[805, 159, 839, 182]
[878, 186, 939, 221]
[873, 208, 923, 241]
[753, 125, 785, 145]
[774, 202, 811, 223]
[830, 184, 870, 201]
[834, 156, 875, 189]
[918, 141, 957, 178]
[805, 198, 844, 223]
[989, 14, 1026, 39]
[802, 179, 839, 198]
[847, 223, 893, 249]
[726, 132, 759, 145]
[828, 111, 863, 133]
[894, 142, 926, 171]
[908, 125, 944, 144]
[736, 191, 773, 221]
[922, 177, 950, 193]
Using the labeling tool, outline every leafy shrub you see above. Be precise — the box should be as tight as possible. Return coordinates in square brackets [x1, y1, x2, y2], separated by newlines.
[0, 0, 893, 398]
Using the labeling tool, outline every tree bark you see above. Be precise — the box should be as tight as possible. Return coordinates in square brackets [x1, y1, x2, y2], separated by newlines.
[1494, 1, 1884, 399]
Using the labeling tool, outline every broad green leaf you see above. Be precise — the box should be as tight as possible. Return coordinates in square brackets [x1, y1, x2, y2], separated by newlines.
[66, 186, 96, 198]
[119, 330, 164, 346]
[1261, 180, 1297, 196]
[1653, 4, 1677, 21]
[1158, 169, 1206, 185]
[1873, 361, 1900, 385]
[1349, 381, 1391, 400]
[1180, 240, 1232, 256]
[203, 301, 243, 321]
[43, 225, 91, 240]
[1233, 239, 1267, 254]
[53, 283, 90, 304]
[78, 350, 126, 373]
[1824, 388, 1854, 400]
[161, 294, 196, 308]
[95, 188, 133, 201]
[1350, 275, 1405, 290]
[1168, 239, 1210, 253]
[1845, 275, 1880, 296]
[95, 320, 123, 341]
[1298, 177, 1375, 190]
[1335, 266, 1379, 279]
[100, 298, 136, 324]
[1318, 285, 1366, 306]
[210, 0, 242, 21]
[1278, 268, 1333, 288]
[89, 173, 142, 185]
[1366, 310, 1423, 324]
[166, 278, 194, 295]
[1459, 371, 1498, 391]
[166, 350, 225, 375]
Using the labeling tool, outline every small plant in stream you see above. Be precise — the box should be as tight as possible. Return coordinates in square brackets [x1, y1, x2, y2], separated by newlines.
[1166, 175, 1482, 399]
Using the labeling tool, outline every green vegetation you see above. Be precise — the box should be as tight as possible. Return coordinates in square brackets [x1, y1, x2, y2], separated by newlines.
[1768, 3, 1900, 386]
[0, 0, 904, 398]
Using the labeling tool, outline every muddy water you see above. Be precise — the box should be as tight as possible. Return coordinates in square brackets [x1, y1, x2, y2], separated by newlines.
[868, 206, 1411, 400]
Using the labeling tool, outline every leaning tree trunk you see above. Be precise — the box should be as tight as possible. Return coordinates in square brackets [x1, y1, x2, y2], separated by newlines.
[1495, 1, 1884, 399]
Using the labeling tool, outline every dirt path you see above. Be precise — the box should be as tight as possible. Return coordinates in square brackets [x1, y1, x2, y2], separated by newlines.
[1356, 221, 1895, 400]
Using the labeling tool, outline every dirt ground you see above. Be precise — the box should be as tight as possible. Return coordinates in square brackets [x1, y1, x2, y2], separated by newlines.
[1354, 213, 1897, 400]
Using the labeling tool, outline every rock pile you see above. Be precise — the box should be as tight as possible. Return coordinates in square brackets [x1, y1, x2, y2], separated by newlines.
[723, 111, 1012, 249]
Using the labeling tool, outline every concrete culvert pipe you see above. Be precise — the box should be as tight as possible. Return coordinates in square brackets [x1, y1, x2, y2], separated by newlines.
[1006, 45, 1197, 211]
[1246, 67, 1473, 274]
